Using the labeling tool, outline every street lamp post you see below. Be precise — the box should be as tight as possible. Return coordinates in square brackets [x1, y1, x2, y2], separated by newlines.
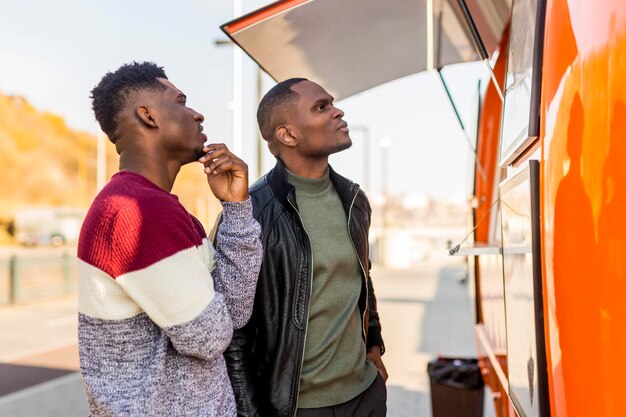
[378, 135, 392, 265]
[231, 0, 243, 156]
[214, 39, 265, 179]
[255, 66, 264, 178]
[214, 0, 243, 156]
[378, 135, 392, 208]
[349, 126, 371, 192]
[96, 134, 107, 192]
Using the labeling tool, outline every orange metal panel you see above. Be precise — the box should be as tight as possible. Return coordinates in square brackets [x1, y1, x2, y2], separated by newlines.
[541, 1, 626, 416]
[476, 324, 511, 417]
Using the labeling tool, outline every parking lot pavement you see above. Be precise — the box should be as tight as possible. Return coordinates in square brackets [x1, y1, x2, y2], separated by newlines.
[0, 296, 87, 417]
[0, 296, 77, 362]
[0, 256, 495, 417]
[372, 257, 496, 417]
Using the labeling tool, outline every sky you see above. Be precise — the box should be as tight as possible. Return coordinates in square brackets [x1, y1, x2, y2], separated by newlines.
[0, 0, 490, 201]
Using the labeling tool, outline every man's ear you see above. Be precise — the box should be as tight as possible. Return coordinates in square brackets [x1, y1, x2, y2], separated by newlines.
[136, 106, 157, 128]
[276, 125, 297, 148]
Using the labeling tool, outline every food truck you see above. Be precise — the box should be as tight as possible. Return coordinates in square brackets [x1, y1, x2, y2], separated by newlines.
[221, 1, 626, 416]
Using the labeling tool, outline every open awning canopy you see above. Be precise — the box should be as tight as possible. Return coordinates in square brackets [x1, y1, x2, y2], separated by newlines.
[221, 0, 511, 100]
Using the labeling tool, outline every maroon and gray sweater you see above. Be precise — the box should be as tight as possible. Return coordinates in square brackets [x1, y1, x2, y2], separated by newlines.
[77, 171, 262, 416]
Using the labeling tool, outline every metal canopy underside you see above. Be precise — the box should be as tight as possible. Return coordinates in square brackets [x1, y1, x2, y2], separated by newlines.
[221, 0, 510, 100]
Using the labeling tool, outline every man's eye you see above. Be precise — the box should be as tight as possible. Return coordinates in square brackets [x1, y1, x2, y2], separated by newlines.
[316, 104, 325, 111]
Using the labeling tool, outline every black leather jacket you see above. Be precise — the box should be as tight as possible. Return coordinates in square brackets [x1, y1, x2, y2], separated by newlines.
[224, 159, 384, 417]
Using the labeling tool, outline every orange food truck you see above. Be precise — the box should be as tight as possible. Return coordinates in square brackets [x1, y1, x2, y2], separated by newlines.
[221, 1, 626, 416]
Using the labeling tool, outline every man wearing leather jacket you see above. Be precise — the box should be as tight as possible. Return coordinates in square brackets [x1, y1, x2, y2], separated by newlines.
[224, 78, 387, 417]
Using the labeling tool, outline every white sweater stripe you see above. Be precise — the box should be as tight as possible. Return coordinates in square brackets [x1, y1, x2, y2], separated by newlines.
[79, 244, 216, 327]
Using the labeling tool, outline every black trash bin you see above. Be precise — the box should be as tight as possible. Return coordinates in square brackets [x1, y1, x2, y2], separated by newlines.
[427, 357, 485, 417]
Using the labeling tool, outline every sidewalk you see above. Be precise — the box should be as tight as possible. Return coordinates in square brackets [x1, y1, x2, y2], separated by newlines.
[373, 258, 495, 416]
[0, 257, 495, 416]
[0, 296, 86, 417]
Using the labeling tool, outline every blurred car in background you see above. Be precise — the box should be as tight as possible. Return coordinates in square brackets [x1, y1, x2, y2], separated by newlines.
[13, 207, 85, 247]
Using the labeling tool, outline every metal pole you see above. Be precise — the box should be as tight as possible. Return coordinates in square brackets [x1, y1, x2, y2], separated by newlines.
[96, 134, 107, 192]
[456, 0, 488, 60]
[9, 255, 19, 304]
[363, 128, 370, 193]
[455, 0, 503, 101]
[380, 145, 388, 266]
[378, 136, 391, 266]
[349, 126, 371, 191]
[79, 140, 88, 206]
[256, 66, 264, 178]
[426, 0, 434, 71]
[232, 0, 243, 155]
[62, 251, 72, 294]
[382, 146, 388, 207]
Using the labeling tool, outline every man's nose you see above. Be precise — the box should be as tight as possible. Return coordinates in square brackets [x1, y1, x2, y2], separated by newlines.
[333, 106, 345, 118]
[194, 111, 205, 122]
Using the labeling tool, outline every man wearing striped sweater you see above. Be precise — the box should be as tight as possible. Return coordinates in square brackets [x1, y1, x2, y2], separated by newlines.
[77, 61, 262, 416]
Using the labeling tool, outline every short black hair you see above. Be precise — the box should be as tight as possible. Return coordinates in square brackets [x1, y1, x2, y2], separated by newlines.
[257, 77, 308, 141]
[91, 61, 167, 143]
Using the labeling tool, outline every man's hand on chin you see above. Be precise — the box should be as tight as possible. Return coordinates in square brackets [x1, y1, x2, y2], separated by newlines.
[200, 143, 249, 202]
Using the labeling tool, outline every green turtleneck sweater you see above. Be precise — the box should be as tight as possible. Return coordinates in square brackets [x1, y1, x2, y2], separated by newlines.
[286, 169, 377, 409]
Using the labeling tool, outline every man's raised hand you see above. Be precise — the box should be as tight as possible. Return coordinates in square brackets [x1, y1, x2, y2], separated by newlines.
[199, 143, 248, 202]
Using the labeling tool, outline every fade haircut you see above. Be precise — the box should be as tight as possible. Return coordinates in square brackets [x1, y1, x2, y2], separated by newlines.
[257, 78, 308, 141]
[91, 61, 167, 143]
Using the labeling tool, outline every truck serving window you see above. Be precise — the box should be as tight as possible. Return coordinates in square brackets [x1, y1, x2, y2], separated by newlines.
[500, 0, 547, 166]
